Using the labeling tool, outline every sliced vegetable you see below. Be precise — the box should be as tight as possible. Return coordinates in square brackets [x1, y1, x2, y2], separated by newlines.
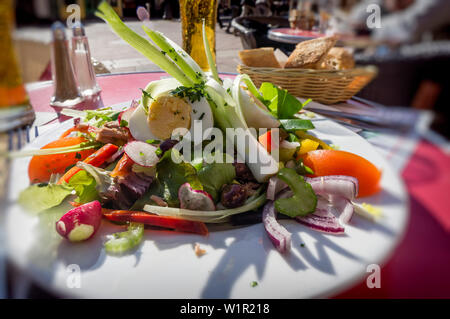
[300, 150, 382, 197]
[266, 176, 288, 201]
[274, 168, 317, 218]
[55, 201, 102, 242]
[279, 140, 300, 162]
[102, 209, 209, 236]
[297, 138, 320, 156]
[111, 153, 135, 178]
[232, 74, 280, 130]
[305, 175, 358, 200]
[124, 141, 159, 167]
[295, 131, 331, 150]
[178, 183, 216, 211]
[60, 107, 121, 128]
[258, 129, 279, 154]
[118, 104, 138, 126]
[280, 119, 314, 132]
[28, 136, 96, 183]
[59, 124, 95, 139]
[296, 208, 345, 234]
[104, 222, 144, 254]
[18, 182, 74, 214]
[144, 192, 267, 223]
[262, 200, 291, 253]
[57, 143, 119, 184]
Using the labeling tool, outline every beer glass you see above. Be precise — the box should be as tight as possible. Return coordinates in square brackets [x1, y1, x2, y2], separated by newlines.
[0, 0, 35, 132]
[179, 0, 218, 71]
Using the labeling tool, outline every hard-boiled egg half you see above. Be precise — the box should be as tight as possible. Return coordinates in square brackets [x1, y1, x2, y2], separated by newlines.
[128, 78, 214, 142]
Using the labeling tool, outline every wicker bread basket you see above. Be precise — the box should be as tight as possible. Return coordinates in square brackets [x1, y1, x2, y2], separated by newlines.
[237, 65, 378, 104]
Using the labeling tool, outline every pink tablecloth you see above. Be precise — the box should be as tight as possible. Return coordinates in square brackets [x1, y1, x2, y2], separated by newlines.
[28, 72, 450, 298]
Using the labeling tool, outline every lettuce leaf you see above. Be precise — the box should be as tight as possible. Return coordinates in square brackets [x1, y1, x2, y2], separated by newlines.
[67, 170, 99, 204]
[259, 82, 311, 119]
[18, 183, 74, 214]
[156, 149, 202, 207]
[198, 162, 236, 201]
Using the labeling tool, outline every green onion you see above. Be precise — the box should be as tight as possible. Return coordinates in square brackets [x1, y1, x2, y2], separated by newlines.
[95, 2, 192, 86]
[202, 20, 220, 83]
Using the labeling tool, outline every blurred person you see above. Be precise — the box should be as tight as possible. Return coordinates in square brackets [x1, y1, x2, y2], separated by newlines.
[349, 0, 450, 43]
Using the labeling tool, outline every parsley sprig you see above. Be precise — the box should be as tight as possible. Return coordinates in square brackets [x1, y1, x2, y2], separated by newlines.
[171, 82, 206, 103]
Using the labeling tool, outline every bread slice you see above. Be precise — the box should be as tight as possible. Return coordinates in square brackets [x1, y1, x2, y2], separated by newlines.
[238, 47, 281, 68]
[284, 36, 337, 69]
[320, 47, 355, 70]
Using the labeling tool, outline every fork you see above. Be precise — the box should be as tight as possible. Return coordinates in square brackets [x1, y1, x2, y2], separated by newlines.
[0, 125, 39, 299]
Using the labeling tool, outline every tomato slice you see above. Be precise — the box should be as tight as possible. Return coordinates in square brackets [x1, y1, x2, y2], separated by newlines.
[28, 136, 96, 184]
[300, 150, 382, 197]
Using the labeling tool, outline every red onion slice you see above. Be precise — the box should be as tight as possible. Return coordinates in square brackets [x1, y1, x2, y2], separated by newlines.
[305, 175, 359, 200]
[331, 196, 354, 224]
[266, 176, 288, 201]
[295, 198, 345, 234]
[262, 201, 292, 253]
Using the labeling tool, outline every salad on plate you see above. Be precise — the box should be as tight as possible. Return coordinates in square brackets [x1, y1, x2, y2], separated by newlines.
[13, 2, 382, 255]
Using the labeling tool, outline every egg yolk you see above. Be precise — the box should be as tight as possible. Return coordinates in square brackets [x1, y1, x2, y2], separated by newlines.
[147, 94, 191, 139]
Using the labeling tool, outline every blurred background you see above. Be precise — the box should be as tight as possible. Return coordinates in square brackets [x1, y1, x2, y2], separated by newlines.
[10, 0, 450, 137]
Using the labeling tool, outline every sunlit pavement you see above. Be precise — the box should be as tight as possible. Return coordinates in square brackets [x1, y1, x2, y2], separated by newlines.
[15, 19, 243, 76]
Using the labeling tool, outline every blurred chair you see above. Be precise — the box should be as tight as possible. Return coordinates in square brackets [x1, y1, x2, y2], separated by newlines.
[231, 16, 294, 54]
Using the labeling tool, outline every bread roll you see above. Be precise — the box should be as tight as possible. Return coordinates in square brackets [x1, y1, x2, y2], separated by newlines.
[284, 36, 337, 69]
[238, 47, 281, 68]
[320, 47, 355, 70]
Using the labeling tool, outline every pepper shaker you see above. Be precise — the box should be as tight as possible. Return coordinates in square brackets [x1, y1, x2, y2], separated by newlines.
[50, 22, 83, 107]
[71, 22, 101, 97]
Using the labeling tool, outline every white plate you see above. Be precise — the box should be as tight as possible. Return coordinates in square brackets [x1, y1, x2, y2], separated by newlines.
[5, 102, 408, 298]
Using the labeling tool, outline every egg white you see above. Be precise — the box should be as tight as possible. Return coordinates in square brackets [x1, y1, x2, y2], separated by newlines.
[128, 79, 214, 142]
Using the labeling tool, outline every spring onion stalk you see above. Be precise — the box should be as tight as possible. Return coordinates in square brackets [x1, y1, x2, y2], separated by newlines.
[95, 2, 193, 87]
[142, 27, 205, 84]
[144, 193, 267, 223]
[96, 1, 279, 182]
[202, 20, 221, 84]
[234, 73, 264, 103]
[7, 142, 101, 158]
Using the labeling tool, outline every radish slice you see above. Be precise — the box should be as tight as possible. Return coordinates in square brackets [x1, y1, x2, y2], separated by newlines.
[178, 183, 216, 211]
[56, 201, 103, 242]
[118, 102, 138, 126]
[124, 141, 159, 167]
[262, 200, 291, 253]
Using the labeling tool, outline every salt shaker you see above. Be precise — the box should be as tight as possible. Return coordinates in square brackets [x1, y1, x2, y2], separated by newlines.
[71, 22, 101, 97]
[50, 21, 83, 107]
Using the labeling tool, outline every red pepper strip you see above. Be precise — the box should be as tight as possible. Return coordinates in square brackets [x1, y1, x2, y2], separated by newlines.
[57, 143, 119, 184]
[60, 125, 96, 139]
[110, 153, 134, 178]
[102, 209, 209, 236]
